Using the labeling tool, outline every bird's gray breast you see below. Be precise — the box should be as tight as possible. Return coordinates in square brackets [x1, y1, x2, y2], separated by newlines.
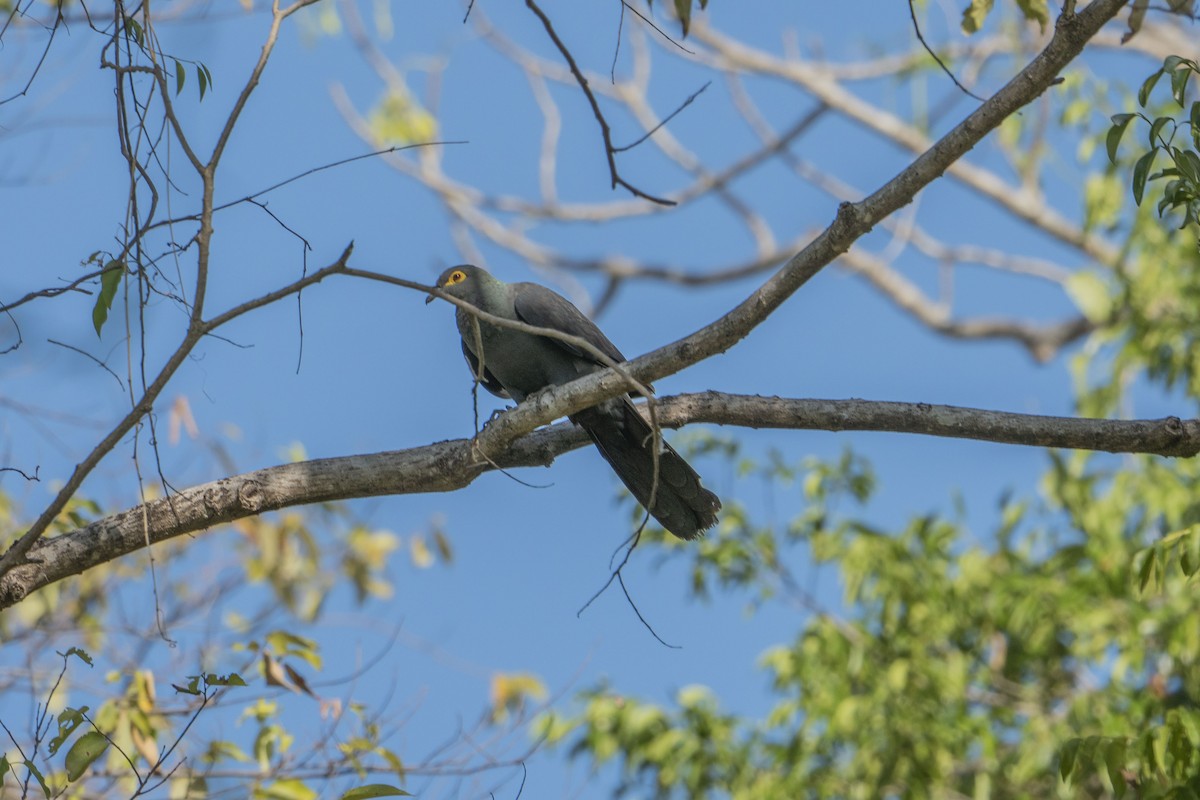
[456, 309, 594, 402]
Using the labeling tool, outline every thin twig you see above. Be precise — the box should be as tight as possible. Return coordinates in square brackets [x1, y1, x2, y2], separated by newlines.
[0, 267, 108, 315]
[907, 0, 985, 101]
[0, 466, 40, 481]
[622, 1, 694, 55]
[611, 0, 624, 82]
[618, 572, 679, 648]
[46, 339, 124, 388]
[524, 0, 676, 205]
[0, 5, 62, 105]
[613, 80, 710, 152]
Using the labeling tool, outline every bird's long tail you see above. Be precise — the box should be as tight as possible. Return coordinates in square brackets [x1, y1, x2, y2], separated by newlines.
[573, 398, 720, 540]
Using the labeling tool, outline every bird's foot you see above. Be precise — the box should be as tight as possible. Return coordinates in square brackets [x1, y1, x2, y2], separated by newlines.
[482, 405, 515, 429]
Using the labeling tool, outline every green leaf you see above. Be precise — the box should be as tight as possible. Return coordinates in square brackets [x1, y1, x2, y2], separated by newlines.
[92, 261, 124, 337]
[23, 760, 50, 798]
[61, 647, 94, 667]
[1106, 114, 1136, 164]
[265, 631, 322, 668]
[22, 762, 48, 796]
[1104, 738, 1128, 798]
[1139, 67, 1164, 107]
[174, 59, 186, 96]
[196, 64, 208, 101]
[1015, 0, 1049, 31]
[124, 14, 144, 46]
[211, 671, 247, 687]
[1064, 271, 1111, 323]
[1149, 116, 1173, 148]
[1137, 548, 1158, 593]
[1126, 0, 1152, 41]
[1060, 738, 1080, 782]
[340, 786, 412, 800]
[65, 732, 109, 782]
[173, 675, 202, 695]
[961, 0, 995, 33]
[673, 0, 691, 36]
[1150, 725, 1168, 772]
[0, 758, 9, 785]
[1160, 187, 1179, 217]
[48, 707, 88, 756]
[1132, 149, 1157, 205]
[255, 779, 317, 800]
[1175, 149, 1200, 185]
[202, 739, 252, 765]
[1170, 62, 1193, 106]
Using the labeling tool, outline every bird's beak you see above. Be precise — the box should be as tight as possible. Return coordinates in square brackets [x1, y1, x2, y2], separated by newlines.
[425, 290, 438, 305]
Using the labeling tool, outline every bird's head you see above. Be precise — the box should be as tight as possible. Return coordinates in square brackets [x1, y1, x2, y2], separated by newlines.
[426, 264, 491, 306]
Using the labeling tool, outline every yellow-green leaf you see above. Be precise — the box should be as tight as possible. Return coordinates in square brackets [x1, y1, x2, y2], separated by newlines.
[65, 731, 109, 781]
[961, 0, 995, 33]
[339, 786, 412, 800]
[255, 779, 315, 800]
[1064, 271, 1111, 323]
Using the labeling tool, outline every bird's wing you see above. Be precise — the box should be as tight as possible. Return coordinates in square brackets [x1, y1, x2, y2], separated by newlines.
[461, 339, 510, 398]
[512, 282, 627, 366]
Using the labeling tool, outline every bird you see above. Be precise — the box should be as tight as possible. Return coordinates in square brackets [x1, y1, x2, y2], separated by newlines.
[426, 264, 720, 539]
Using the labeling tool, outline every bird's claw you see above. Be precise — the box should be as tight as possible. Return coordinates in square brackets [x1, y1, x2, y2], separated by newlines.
[482, 405, 515, 429]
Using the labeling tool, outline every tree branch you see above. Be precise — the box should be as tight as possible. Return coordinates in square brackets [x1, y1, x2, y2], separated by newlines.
[0, 245, 353, 577]
[3, 389, 1193, 608]
[466, 0, 1132, 457]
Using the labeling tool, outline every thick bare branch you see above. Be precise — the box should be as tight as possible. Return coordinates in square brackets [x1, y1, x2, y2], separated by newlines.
[4, 389, 1193, 607]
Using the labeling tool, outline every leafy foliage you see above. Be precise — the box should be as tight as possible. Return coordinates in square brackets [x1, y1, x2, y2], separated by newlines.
[1107, 56, 1200, 229]
[366, 87, 437, 147]
[542, 444, 1200, 797]
[0, 489, 420, 798]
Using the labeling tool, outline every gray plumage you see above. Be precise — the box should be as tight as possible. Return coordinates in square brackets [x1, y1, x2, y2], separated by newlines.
[428, 265, 720, 540]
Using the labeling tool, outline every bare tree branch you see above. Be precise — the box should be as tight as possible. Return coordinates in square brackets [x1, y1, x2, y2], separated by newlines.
[3, 388, 1193, 607]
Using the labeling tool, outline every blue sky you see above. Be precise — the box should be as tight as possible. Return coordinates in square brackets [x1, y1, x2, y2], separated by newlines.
[0, 1, 1159, 796]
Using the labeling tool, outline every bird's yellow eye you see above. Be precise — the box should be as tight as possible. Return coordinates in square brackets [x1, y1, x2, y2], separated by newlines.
[446, 269, 467, 286]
